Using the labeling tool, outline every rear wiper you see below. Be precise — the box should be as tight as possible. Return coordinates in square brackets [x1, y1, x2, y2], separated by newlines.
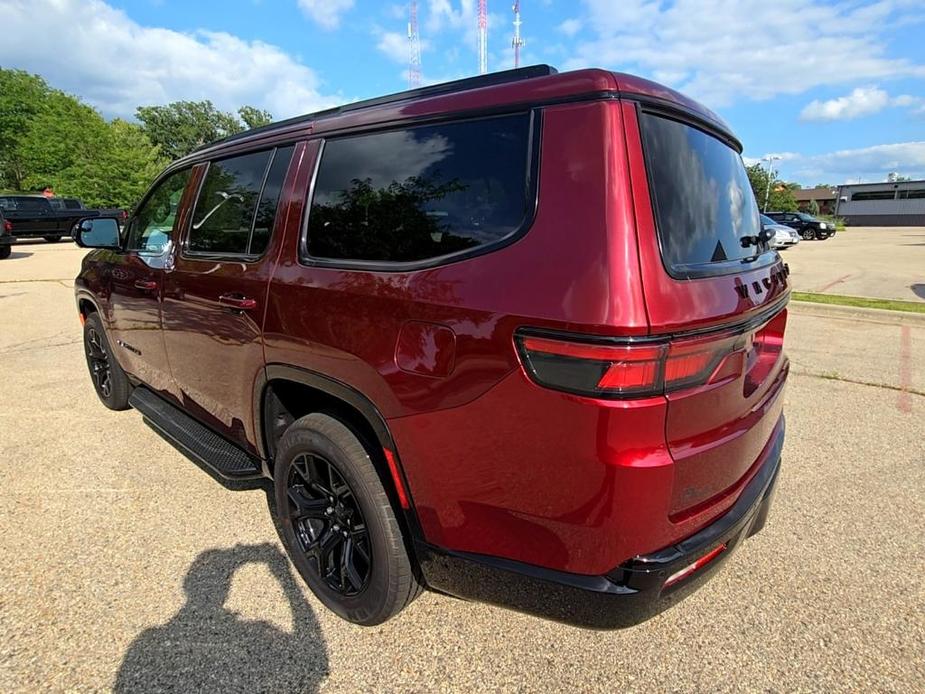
[740, 228, 774, 248]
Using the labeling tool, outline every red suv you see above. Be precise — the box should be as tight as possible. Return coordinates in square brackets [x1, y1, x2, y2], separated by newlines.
[74, 66, 789, 629]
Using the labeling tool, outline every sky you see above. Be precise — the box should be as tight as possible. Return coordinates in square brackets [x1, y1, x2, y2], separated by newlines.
[0, 0, 923, 185]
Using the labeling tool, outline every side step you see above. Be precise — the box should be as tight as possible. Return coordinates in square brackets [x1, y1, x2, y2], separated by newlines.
[129, 387, 262, 479]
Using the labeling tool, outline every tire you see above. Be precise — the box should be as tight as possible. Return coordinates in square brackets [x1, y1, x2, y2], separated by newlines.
[44, 235, 62, 243]
[274, 413, 421, 626]
[801, 228, 815, 241]
[82, 312, 132, 410]
[0, 245, 10, 260]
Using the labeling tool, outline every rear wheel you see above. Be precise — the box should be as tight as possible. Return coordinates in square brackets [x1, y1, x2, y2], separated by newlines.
[83, 313, 132, 410]
[273, 413, 420, 626]
[44, 235, 62, 243]
[0, 245, 10, 260]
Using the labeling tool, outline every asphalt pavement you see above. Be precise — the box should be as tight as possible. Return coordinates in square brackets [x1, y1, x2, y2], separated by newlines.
[1, 241, 922, 692]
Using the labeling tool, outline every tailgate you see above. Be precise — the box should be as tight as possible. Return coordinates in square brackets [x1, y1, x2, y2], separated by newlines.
[623, 100, 791, 518]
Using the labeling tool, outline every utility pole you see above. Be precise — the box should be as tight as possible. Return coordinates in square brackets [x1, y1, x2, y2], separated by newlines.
[763, 155, 781, 212]
[478, 0, 488, 74]
[512, 1, 524, 68]
[408, 0, 422, 88]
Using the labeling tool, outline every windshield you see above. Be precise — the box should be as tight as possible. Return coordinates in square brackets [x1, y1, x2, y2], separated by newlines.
[640, 112, 766, 277]
[760, 214, 776, 226]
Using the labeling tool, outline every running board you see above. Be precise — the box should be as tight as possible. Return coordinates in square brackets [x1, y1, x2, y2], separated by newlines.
[129, 387, 262, 479]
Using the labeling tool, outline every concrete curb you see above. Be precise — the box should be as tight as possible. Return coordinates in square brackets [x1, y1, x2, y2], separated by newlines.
[789, 299, 925, 326]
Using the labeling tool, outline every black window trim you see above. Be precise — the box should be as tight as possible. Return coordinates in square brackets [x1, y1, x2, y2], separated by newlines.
[124, 165, 195, 257]
[181, 145, 288, 262]
[297, 109, 542, 273]
[636, 102, 778, 281]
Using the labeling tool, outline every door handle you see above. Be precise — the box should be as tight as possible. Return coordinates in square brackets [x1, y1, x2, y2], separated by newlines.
[219, 293, 257, 311]
[134, 280, 157, 290]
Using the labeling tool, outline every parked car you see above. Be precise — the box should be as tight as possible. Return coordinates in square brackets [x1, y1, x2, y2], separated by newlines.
[761, 214, 800, 249]
[74, 65, 790, 629]
[0, 195, 105, 242]
[0, 209, 12, 259]
[766, 211, 833, 240]
[50, 196, 129, 224]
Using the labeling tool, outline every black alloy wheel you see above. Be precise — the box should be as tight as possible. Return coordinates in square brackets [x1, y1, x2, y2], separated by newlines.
[85, 326, 113, 398]
[286, 452, 372, 596]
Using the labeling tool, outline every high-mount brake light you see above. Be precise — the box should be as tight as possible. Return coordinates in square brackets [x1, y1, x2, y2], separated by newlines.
[516, 330, 745, 399]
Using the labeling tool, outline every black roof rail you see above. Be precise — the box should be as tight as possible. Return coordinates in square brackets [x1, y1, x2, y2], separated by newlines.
[194, 64, 558, 154]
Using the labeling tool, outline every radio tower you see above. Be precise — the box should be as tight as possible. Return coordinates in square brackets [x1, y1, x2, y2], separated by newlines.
[408, 0, 422, 87]
[478, 0, 488, 74]
[512, 1, 524, 68]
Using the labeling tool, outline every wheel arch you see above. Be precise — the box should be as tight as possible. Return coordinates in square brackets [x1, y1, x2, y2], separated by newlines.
[256, 365, 423, 546]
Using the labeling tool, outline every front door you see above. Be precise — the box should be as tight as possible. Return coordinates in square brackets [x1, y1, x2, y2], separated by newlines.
[107, 167, 194, 397]
[161, 145, 296, 453]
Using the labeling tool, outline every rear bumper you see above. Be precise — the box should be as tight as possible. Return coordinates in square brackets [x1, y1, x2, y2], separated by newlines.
[418, 418, 784, 629]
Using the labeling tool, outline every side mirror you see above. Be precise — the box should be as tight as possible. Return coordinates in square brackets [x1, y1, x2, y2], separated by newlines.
[75, 217, 121, 249]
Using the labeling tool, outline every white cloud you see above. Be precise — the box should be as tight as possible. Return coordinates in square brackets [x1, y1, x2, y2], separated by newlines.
[377, 30, 432, 66]
[297, 0, 354, 30]
[564, 0, 925, 108]
[0, 0, 343, 120]
[749, 142, 925, 184]
[801, 88, 925, 121]
[800, 87, 890, 121]
[558, 18, 583, 37]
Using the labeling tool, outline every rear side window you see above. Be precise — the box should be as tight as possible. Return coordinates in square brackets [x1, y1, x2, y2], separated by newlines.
[306, 113, 532, 264]
[640, 112, 764, 277]
[189, 146, 293, 257]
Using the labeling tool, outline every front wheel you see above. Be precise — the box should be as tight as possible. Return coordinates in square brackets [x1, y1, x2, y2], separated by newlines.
[274, 413, 421, 626]
[802, 228, 815, 241]
[83, 313, 132, 410]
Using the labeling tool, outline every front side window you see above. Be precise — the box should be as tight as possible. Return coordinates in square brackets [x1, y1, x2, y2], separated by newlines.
[641, 112, 765, 277]
[127, 168, 191, 254]
[306, 113, 532, 264]
[189, 151, 273, 255]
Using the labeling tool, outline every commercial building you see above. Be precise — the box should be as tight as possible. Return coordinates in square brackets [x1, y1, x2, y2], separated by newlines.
[834, 180, 925, 226]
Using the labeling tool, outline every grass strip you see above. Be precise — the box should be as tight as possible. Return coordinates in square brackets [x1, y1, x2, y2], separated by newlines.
[792, 291, 925, 314]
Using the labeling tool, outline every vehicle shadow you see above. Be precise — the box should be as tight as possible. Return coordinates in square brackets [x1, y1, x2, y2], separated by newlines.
[911, 284, 925, 300]
[5, 250, 33, 259]
[113, 540, 329, 693]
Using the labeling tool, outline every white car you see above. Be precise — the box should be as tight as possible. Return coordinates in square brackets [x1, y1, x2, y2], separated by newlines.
[761, 214, 800, 249]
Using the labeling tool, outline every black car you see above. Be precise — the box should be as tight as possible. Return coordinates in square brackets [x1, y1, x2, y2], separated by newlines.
[765, 211, 834, 240]
[0, 195, 105, 242]
[0, 209, 12, 259]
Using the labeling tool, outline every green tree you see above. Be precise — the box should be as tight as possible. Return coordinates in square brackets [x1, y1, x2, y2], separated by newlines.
[0, 69, 50, 189]
[135, 100, 244, 160]
[745, 163, 798, 213]
[808, 198, 820, 216]
[238, 105, 274, 130]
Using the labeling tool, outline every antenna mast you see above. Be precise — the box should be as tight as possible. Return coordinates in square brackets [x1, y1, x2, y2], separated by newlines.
[478, 0, 488, 74]
[512, 1, 524, 68]
[408, 0, 422, 87]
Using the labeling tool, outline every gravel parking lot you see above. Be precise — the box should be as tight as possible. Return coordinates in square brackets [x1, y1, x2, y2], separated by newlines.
[1, 241, 923, 692]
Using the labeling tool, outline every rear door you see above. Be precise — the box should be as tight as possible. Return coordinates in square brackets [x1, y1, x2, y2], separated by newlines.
[161, 144, 295, 452]
[624, 102, 790, 520]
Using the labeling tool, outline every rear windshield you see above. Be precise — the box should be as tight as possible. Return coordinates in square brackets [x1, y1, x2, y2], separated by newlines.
[640, 112, 765, 278]
[0, 197, 50, 212]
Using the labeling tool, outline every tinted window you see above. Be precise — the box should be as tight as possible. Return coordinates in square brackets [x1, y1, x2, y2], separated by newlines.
[190, 151, 273, 255]
[0, 197, 50, 212]
[250, 145, 294, 256]
[127, 168, 191, 254]
[851, 191, 895, 201]
[307, 114, 531, 263]
[641, 113, 763, 276]
[62, 198, 83, 210]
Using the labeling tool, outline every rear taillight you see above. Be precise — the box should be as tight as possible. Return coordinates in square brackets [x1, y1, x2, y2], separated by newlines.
[3, 220, 11, 232]
[516, 330, 745, 399]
